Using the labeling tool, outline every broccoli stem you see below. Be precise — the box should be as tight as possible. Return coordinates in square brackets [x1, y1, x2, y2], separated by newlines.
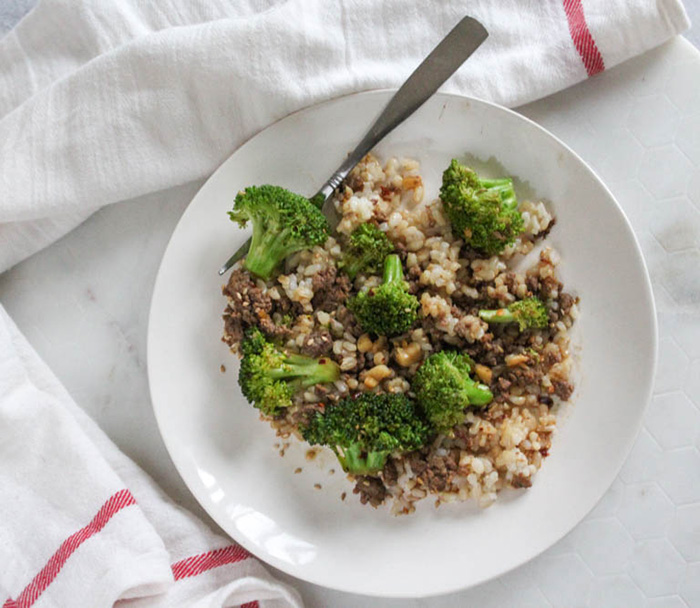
[465, 382, 495, 405]
[338, 444, 388, 476]
[343, 259, 362, 280]
[269, 353, 340, 387]
[478, 308, 516, 325]
[479, 178, 517, 209]
[245, 224, 293, 278]
[383, 253, 404, 284]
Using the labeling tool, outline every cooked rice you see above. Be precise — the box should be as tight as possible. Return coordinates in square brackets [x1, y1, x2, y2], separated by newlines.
[222, 154, 578, 514]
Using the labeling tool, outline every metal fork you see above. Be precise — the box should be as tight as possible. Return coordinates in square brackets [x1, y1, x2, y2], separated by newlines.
[218, 15, 488, 276]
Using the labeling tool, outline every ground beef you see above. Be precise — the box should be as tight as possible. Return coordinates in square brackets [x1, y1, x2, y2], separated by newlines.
[405, 451, 428, 476]
[544, 348, 562, 366]
[298, 329, 333, 357]
[221, 268, 298, 343]
[222, 269, 275, 343]
[464, 433, 490, 454]
[463, 335, 504, 368]
[312, 267, 336, 292]
[416, 454, 458, 493]
[535, 216, 557, 240]
[382, 459, 399, 486]
[422, 319, 449, 350]
[501, 271, 519, 294]
[553, 380, 574, 401]
[222, 315, 244, 346]
[526, 275, 540, 296]
[380, 185, 396, 201]
[335, 305, 361, 338]
[558, 292, 576, 316]
[353, 476, 387, 507]
[406, 265, 421, 295]
[223, 269, 272, 320]
[259, 316, 293, 341]
[502, 364, 541, 387]
[539, 276, 561, 300]
[511, 473, 533, 488]
[393, 240, 408, 262]
[289, 401, 324, 427]
[312, 268, 352, 312]
[345, 173, 364, 192]
[497, 377, 512, 392]
[374, 208, 390, 223]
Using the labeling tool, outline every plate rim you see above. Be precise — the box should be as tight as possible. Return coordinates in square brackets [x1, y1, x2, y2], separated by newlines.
[146, 89, 658, 598]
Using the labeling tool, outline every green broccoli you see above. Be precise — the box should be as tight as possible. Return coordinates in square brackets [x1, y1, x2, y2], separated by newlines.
[228, 185, 329, 279]
[339, 224, 394, 279]
[302, 393, 431, 476]
[478, 297, 549, 331]
[238, 327, 340, 417]
[348, 254, 418, 337]
[412, 351, 493, 433]
[440, 159, 524, 256]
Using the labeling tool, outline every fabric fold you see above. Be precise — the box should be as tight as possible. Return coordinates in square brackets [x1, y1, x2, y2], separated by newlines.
[0, 304, 302, 607]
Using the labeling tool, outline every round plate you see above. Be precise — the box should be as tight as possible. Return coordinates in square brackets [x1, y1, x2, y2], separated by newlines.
[147, 91, 657, 597]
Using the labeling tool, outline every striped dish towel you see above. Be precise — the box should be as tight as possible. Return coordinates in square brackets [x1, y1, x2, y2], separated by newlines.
[0, 305, 301, 608]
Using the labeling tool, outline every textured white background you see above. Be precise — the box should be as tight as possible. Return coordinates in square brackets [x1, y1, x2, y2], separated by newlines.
[1, 3, 700, 607]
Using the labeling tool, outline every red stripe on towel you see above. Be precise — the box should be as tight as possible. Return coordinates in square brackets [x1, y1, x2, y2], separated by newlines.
[171, 545, 251, 581]
[563, 0, 605, 76]
[241, 602, 260, 608]
[4, 489, 136, 608]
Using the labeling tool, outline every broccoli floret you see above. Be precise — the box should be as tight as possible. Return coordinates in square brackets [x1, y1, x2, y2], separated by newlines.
[228, 185, 329, 279]
[348, 254, 419, 337]
[302, 393, 430, 476]
[440, 159, 524, 255]
[412, 351, 493, 433]
[238, 328, 340, 417]
[279, 312, 295, 327]
[339, 224, 394, 279]
[478, 297, 549, 331]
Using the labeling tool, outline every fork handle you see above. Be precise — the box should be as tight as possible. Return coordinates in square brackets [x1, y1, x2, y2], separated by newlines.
[314, 16, 488, 220]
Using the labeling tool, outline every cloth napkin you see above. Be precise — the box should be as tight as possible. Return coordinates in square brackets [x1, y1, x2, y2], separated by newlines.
[0, 305, 302, 608]
[0, 303, 303, 608]
[0, 0, 690, 607]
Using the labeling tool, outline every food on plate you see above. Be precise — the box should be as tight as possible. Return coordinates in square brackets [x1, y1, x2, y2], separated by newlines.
[221, 154, 578, 514]
[227, 184, 329, 280]
[478, 296, 549, 331]
[439, 158, 524, 255]
[238, 326, 340, 416]
[348, 254, 419, 337]
[338, 223, 394, 280]
[412, 350, 493, 434]
[302, 393, 431, 476]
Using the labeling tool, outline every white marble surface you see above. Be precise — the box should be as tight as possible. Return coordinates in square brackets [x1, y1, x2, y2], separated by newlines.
[2, 16, 700, 608]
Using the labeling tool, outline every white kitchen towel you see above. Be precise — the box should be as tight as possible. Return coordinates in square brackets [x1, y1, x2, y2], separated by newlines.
[0, 304, 302, 608]
[0, 0, 690, 272]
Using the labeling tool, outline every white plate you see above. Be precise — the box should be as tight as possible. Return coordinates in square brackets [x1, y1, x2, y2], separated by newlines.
[147, 91, 657, 598]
